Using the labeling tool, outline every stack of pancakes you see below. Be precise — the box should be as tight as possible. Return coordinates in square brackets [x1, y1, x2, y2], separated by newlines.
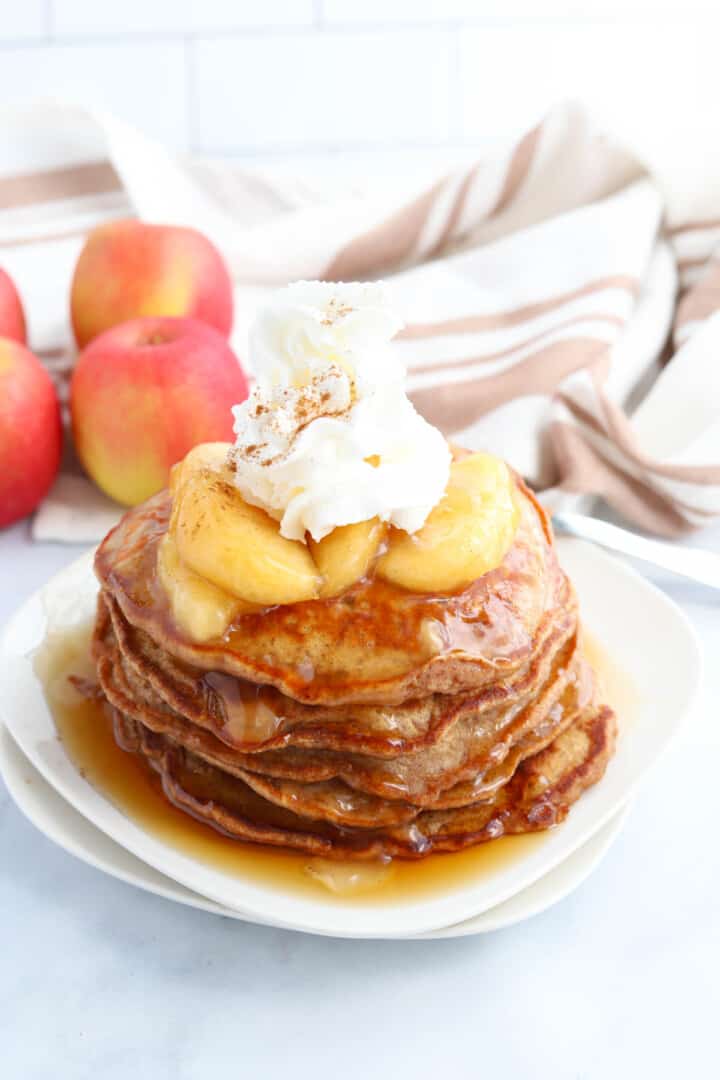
[92, 476, 616, 860]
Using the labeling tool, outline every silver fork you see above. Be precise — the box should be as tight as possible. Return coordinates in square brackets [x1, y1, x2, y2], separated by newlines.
[552, 511, 720, 592]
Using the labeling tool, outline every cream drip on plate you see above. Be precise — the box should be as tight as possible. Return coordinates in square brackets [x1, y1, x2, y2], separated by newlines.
[230, 281, 451, 542]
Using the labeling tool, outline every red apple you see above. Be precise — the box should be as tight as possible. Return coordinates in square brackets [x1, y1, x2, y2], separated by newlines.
[0, 268, 27, 344]
[70, 316, 248, 505]
[0, 339, 62, 528]
[70, 220, 234, 349]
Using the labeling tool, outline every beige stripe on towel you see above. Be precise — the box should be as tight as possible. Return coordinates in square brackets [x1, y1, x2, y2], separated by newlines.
[0, 160, 120, 209]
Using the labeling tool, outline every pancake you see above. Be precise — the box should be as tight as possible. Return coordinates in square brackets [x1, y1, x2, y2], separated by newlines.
[94, 589, 585, 772]
[89, 449, 618, 861]
[95, 475, 559, 706]
[97, 572, 577, 758]
[112, 705, 617, 859]
[93, 582, 601, 833]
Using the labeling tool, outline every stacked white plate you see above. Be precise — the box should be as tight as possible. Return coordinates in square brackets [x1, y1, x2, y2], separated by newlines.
[0, 540, 701, 939]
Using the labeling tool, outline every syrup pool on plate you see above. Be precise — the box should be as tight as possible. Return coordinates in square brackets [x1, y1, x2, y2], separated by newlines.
[583, 631, 640, 729]
[33, 619, 636, 905]
[33, 623, 540, 903]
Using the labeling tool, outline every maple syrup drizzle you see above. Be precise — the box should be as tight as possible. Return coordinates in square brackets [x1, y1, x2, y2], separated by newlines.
[104, 492, 544, 702]
[202, 671, 285, 745]
[36, 620, 636, 905]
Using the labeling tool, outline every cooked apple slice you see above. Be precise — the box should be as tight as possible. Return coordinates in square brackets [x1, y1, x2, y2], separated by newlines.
[157, 533, 252, 642]
[173, 467, 320, 606]
[377, 452, 519, 593]
[169, 441, 232, 496]
[310, 518, 386, 598]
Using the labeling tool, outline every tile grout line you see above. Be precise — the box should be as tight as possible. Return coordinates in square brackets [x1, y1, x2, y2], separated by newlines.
[184, 37, 195, 157]
[4, 13, 695, 47]
[0, 15, 658, 53]
[449, 25, 463, 142]
[0, 11, 705, 51]
[44, 0, 54, 40]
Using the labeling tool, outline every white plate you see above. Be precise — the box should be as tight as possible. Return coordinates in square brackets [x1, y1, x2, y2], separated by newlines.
[0, 541, 701, 938]
[0, 722, 630, 937]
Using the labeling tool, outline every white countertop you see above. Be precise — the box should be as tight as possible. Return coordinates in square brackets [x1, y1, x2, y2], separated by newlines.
[1, 517, 719, 1080]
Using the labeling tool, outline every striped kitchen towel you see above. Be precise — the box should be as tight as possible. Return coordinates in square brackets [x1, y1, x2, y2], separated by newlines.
[1, 101, 718, 541]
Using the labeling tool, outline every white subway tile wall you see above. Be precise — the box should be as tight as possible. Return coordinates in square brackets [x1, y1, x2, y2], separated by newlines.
[51, 1, 316, 36]
[0, 1, 716, 158]
[0, 41, 187, 146]
[322, 0, 717, 20]
[192, 29, 454, 152]
[0, 1, 49, 41]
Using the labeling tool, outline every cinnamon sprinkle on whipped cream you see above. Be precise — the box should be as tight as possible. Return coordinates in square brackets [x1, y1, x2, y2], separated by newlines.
[230, 281, 451, 542]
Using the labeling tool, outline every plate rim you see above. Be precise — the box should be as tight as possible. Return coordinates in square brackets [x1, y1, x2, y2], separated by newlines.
[0, 540, 702, 938]
[0, 721, 631, 939]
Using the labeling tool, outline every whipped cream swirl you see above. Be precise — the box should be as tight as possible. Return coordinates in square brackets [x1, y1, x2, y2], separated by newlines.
[230, 281, 451, 542]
